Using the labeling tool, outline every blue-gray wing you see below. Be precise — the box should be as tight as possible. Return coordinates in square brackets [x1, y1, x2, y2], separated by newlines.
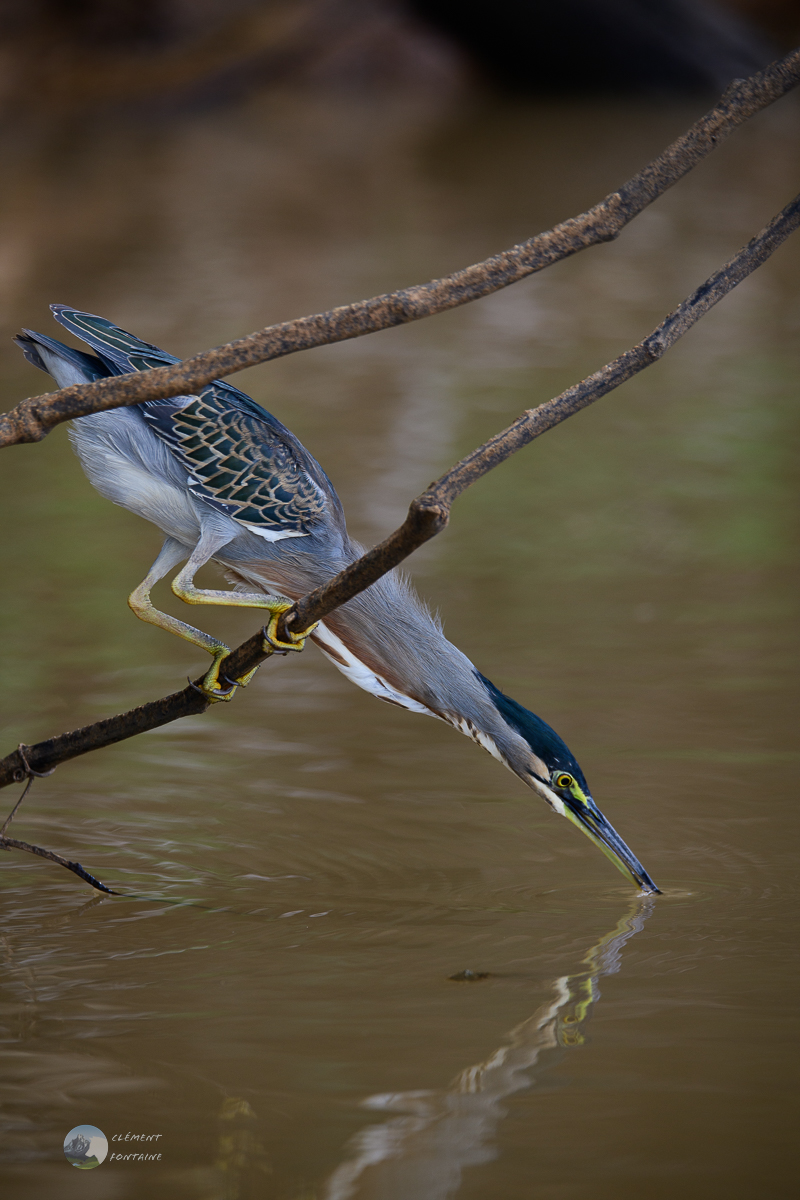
[50, 304, 339, 536]
[141, 386, 331, 534]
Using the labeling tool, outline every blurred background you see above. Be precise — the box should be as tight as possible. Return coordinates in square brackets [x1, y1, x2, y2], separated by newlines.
[1, 5, 799, 1200]
[0, 0, 797, 116]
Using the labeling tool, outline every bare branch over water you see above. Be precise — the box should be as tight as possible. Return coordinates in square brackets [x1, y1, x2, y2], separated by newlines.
[0, 188, 797, 790]
[0, 47, 798, 448]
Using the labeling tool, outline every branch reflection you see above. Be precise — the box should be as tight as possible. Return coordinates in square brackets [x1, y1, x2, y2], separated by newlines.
[323, 897, 655, 1200]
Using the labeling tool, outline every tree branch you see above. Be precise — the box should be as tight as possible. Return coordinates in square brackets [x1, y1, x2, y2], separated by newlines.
[0, 190, 797, 790]
[1, 47, 798, 449]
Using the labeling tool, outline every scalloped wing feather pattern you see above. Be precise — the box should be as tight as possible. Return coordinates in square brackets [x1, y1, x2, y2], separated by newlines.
[52, 306, 330, 535]
[141, 387, 328, 532]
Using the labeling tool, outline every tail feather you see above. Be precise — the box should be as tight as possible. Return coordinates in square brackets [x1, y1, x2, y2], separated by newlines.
[14, 334, 47, 374]
[48, 305, 277, 421]
[51, 304, 178, 376]
[14, 330, 111, 386]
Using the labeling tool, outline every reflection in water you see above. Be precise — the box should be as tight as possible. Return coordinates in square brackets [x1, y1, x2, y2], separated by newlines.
[205, 1096, 272, 1200]
[323, 898, 654, 1200]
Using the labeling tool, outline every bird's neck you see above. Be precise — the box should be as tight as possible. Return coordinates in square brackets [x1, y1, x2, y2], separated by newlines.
[225, 545, 542, 781]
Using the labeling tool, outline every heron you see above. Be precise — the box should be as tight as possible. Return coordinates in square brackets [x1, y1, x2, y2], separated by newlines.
[15, 306, 660, 895]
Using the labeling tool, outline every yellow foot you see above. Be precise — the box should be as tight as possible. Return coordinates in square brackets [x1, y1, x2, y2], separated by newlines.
[261, 603, 318, 655]
[196, 656, 263, 702]
[187, 602, 317, 702]
[225, 664, 260, 689]
[192, 645, 239, 703]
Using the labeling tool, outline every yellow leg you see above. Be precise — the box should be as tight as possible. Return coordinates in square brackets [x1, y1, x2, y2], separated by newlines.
[128, 540, 242, 702]
[128, 537, 316, 702]
[170, 559, 317, 690]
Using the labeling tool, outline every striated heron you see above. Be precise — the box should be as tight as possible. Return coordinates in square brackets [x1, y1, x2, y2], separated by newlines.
[15, 307, 660, 894]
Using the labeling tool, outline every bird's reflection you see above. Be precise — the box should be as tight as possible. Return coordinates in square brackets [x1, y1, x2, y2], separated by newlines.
[323, 897, 655, 1200]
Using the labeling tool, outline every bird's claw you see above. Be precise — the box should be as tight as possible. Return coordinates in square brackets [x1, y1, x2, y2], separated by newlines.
[188, 643, 247, 703]
[261, 603, 317, 656]
[188, 674, 239, 703]
[198, 658, 261, 701]
[222, 668, 258, 690]
[187, 603, 317, 703]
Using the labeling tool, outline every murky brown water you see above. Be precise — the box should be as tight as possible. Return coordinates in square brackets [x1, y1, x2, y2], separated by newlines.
[1, 81, 799, 1199]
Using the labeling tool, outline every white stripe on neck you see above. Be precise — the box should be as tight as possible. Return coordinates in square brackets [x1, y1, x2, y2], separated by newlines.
[313, 622, 434, 716]
[312, 624, 508, 769]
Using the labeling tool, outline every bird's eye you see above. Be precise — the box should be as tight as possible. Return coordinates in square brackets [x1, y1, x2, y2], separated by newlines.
[555, 773, 574, 790]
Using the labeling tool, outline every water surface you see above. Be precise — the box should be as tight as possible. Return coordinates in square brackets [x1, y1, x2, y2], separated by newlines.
[0, 85, 799, 1198]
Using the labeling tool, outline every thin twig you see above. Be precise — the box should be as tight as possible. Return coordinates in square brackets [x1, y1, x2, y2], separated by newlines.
[0, 779, 34, 837]
[0, 744, 115, 893]
[0, 191, 797, 789]
[0, 47, 798, 448]
[0, 743, 56, 834]
[0, 835, 120, 894]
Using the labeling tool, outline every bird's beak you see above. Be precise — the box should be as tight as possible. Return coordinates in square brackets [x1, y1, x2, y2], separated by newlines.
[545, 782, 660, 895]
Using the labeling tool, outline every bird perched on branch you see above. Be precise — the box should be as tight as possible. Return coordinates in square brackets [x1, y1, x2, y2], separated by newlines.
[15, 306, 659, 894]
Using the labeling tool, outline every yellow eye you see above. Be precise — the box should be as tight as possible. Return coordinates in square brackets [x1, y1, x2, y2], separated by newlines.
[555, 773, 574, 790]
